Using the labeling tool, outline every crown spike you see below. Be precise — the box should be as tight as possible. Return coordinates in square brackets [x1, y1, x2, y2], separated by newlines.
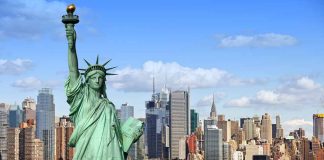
[83, 59, 91, 66]
[96, 55, 99, 64]
[106, 66, 117, 70]
[102, 59, 112, 67]
[106, 73, 118, 75]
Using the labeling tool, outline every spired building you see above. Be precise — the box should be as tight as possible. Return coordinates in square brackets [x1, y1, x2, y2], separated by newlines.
[204, 96, 223, 160]
[56, 116, 74, 160]
[145, 84, 170, 159]
[169, 90, 190, 159]
[36, 88, 55, 160]
[313, 114, 324, 142]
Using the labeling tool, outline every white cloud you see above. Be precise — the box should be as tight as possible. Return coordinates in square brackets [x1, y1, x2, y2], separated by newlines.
[225, 76, 323, 108]
[12, 77, 61, 91]
[225, 97, 250, 108]
[218, 33, 297, 48]
[296, 77, 320, 90]
[108, 61, 264, 92]
[0, 59, 32, 74]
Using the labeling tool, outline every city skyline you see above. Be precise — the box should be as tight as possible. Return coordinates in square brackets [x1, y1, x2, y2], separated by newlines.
[1, 0, 324, 139]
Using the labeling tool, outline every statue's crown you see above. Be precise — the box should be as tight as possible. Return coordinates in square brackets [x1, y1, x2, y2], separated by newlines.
[79, 55, 117, 77]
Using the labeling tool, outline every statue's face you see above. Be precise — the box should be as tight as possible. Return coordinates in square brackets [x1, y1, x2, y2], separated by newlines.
[87, 72, 105, 91]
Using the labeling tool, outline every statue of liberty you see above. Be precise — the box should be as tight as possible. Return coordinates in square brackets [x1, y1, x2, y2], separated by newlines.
[62, 4, 143, 160]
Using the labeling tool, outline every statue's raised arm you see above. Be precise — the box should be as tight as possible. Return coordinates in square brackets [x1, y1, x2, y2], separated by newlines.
[62, 4, 79, 84]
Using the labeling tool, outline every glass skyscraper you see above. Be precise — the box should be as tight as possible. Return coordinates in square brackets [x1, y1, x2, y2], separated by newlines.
[9, 104, 23, 128]
[36, 88, 55, 160]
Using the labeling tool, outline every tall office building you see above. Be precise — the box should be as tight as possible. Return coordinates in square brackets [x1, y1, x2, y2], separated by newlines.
[7, 128, 20, 160]
[0, 103, 9, 160]
[20, 119, 44, 160]
[56, 116, 74, 160]
[261, 113, 272, 144]
[243, 118, 256, 140]
[36, 88, 55, 160]
[204, 125, 223, 160]
[218, 119, 231, 142]
[120, 103, 134, 123]
[313, 114, 324, 142]
[145, 86, 170, 159]
[22, 97, 36, 122]
[169, 90, 190, 159]
[9, 104, 23, 128]
[190, 109, 199, 134]
[276, 115, 284, 138]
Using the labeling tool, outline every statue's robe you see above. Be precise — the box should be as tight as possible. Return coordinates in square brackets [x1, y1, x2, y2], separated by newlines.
[65, 76, 124, 160]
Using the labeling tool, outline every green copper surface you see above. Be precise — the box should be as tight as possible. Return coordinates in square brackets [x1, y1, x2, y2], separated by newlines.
[62, 4, 143, 160]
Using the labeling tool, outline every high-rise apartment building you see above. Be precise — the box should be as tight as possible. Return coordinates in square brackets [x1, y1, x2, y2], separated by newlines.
[243, 118, 256, 140]
[19, 119, 44, 160]
[7, 128, 20, 160]
[313, 114, 324, 142]
[0, 103, 9, 160]
[261, 113, 272, 144]
[245, 140, 263, 160]
[22, 97, 36, 122]
[218, 119, 231, 142]
[276, 115, 284, 138]
[36, 88, 55, 160]
[56, 116, 74, 160]
[169, 90, 190, 159]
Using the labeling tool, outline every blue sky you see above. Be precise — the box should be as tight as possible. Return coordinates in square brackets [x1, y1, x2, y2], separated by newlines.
[1, 0, 324, 137]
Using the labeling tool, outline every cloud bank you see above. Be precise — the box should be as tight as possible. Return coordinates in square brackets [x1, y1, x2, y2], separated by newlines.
[108, 61, 264, 92]
[0, 59, 32, 75]
[218, 33, 297, 48]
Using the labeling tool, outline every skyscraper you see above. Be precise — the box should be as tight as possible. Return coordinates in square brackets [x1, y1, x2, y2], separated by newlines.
[0, 103, 9, 160]
[36, 88, 55, 160]
[210, 94, 217, 120]
[56, 116, 74, 160]
[190, 109, 199, 134]
[276, 115, 284, 138]
[243, 118, 256, 140]
[313, 114, 324, 142]
[169, 90, 190, 159]
[145, 87, 170, 159]
[204, 125, 223, 160]
[22, 97, 36, 122]
[7, 128, 20, 160]
[19, 119, 44, 160]
[261, 113, 272, 144]
[120, 103, 134, 123]
[9, 104, 23, 128]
